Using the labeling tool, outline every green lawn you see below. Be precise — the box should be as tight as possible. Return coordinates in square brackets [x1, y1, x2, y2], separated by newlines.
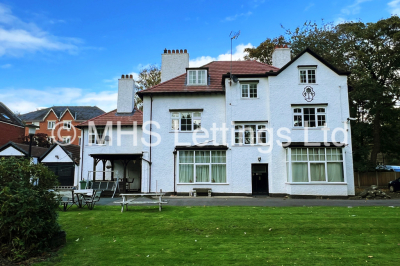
[37, 206, 400, 266]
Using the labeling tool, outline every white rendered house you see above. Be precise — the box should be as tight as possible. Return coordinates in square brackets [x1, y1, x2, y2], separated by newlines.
[136, 47, 355, 197]
[79, 47, 355, 197]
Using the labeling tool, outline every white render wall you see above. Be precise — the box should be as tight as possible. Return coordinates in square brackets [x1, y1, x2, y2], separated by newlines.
[141, 94, 227, 193]
[268, 52, 355, 196]
[117, 77, 135, 113]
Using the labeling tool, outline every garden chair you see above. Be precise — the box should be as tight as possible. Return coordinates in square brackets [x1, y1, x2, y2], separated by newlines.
[83, 190, 102, 210]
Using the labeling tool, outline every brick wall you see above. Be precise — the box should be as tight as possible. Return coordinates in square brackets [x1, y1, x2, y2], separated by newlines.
[0, 122, 25, 146]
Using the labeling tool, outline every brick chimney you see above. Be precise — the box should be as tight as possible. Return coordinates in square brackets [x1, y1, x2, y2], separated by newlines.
[161, 49, 189, 82]
[117, 74, 135, 113]
[272, 45, 291, 68]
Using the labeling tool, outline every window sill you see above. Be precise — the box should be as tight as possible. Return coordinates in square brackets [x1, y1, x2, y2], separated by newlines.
[232, 144, 269, 147]
[299, 83, 318, 85]
[169, 131, 205, 133]
[240, 98, 260, 100]
[177, 183, 229, 185]
[292, 127, 327, 130]
[285, 182, 347, 185]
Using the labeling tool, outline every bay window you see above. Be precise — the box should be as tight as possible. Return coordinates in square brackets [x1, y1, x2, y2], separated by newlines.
[286, 148, 344, 183]
[178, 150, 226, 183]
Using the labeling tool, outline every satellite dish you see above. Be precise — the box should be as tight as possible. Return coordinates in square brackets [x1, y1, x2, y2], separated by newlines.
[231, 75, 238, 83]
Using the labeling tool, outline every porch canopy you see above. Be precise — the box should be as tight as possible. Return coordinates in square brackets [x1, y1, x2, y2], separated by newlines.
[89, 153, 142, 182]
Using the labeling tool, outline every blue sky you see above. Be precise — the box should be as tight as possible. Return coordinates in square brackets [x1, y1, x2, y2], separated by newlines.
[0, 0, 398, 113]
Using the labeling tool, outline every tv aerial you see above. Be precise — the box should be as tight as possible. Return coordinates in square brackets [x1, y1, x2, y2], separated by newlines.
[229, 30, 240, 86]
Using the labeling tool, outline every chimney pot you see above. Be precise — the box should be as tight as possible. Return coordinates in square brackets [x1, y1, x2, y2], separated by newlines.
[180, 49, 183, 53]
[130, 74, 133, 79]
[164, 48, 167, 53]
[176, 49, 180, 53]
[168, 50, 171, 54]
[121, 74, 124, 78]
[172, 50, 175, 53]
[184, 49, 187, 53]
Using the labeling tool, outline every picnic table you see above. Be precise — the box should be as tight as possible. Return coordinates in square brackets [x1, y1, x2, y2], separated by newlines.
[114, 192, 168, 212]
[73, 189, 94, 208]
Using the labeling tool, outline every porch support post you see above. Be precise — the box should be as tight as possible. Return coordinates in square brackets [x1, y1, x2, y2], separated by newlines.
[111, 160, 114, 181]
[102, 159, 107, 180]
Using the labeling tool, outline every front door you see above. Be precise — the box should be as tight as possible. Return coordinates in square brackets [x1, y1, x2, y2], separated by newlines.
[252, 164, 268, 195]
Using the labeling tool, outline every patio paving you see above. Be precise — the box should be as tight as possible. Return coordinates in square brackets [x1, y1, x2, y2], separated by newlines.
[97, 196, 400, 207]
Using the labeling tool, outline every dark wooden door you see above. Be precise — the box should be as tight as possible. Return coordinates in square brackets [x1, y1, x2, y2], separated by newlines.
[252, 164, 268, 195]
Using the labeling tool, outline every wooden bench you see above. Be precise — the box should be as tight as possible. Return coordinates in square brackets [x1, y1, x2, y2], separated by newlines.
[114, 192, 168, 212]
[192, 188, 212, 197]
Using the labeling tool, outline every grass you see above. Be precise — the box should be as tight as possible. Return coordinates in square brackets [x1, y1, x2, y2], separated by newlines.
[37, 205, 400, 266]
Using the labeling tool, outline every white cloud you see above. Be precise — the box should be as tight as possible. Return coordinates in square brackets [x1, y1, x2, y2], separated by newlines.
[0, 87, 118, 113]
[223, 11, 252, 22]
[340, 0, 371, 15]
[189, 43, 254, 67]
[0, 63, 11, 68]
[304, 3, 315, 11]
[388, 0, 400, 15]
[0, 3, 80, 57]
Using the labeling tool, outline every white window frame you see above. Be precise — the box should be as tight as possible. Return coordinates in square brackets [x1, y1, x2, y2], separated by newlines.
[78, 136, 82, 146]
[171, 112, 202, 132]
[293, 106, 327, 128]
[62, 136, 71, 144]
[187, 70, 207, 85]
[177, 150, 227, 184]
[234, 124, 267, 145]
[89, 127, 105, 145]
[286, 147, 346, 183]
[47, 121, 56, 129]
[241, 84, 258, 98]
[299, 67, 316, 84]
[63, 121, 71, 129]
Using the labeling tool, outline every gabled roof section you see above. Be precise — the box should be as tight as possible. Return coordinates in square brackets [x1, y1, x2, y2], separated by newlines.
[19, 106, 105, 122]
[138, 61, 279, 97]
[0, 141, 49, 158]
[76, 108, 143, 127]
[0, 102, 24, 127]
[40, 143, 81, 165]
[274, 47, 350, 76]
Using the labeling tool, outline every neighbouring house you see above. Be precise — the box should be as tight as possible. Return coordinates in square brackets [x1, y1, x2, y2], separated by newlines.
[40, 143, 81, 188]
[19, 106, 105, 146]
[0, 102, 25, 146]
[80, 47, 355, 197]
[77, 104, 143, 191]
[0, 141, 48, 163]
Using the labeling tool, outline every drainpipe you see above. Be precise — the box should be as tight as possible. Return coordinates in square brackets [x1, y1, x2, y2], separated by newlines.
[80, 128, 85, 183]
[173, 150, 177, 194]
[149, 95, 153, 192]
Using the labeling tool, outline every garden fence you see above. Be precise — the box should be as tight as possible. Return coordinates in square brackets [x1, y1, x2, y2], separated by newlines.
[354, 171, 398, 188]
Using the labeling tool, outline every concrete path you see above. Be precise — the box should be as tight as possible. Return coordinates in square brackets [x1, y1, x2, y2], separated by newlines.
[98, 196, 400, 207]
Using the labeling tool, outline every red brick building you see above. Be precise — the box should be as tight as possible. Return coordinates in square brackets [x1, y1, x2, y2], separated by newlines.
[0, 102, 25, 146]
[19, 106, 105, 146]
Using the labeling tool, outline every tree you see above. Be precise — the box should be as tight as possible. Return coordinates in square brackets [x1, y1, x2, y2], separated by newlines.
[22, 133, 53, 148]
[244, 36, 289, 65]
[245, 16, 400, 168]
[134, 65, 161, 110]
[0, 157, 61, 261]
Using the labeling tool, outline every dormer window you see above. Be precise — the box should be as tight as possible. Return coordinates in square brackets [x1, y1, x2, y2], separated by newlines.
[298, 66, 316, 84]
[187, 69, 207, 85]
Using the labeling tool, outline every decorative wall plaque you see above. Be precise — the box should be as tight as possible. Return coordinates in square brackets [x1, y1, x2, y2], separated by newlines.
[302, 86, 315, 102]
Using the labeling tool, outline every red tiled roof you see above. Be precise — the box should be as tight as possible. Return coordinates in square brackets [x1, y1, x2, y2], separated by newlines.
[77, 108, 143, 127]
[138, 60, 279, 95]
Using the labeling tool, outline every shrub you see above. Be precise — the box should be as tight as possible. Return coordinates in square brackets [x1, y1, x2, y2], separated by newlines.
[0, 157, 60, 261]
